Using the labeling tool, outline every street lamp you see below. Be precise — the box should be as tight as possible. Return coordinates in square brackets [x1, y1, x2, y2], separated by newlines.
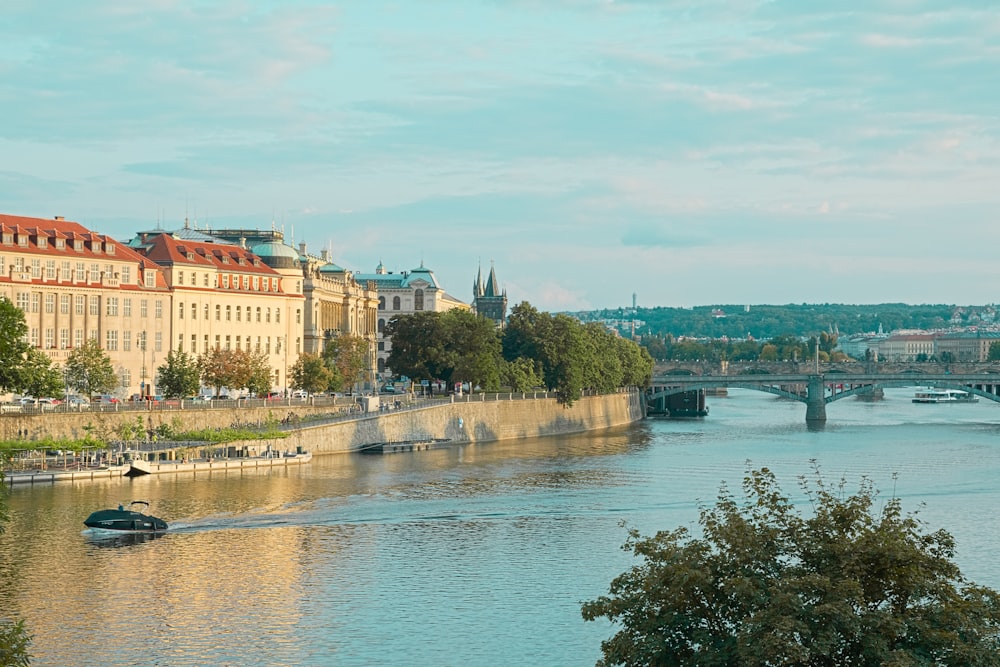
[137, 335, 147, 399]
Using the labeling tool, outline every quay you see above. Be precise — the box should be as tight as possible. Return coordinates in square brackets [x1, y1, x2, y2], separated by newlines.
[357, 439, 451, 454]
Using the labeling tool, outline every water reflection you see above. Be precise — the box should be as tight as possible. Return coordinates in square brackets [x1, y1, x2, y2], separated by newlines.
[83, 529, 167, 549]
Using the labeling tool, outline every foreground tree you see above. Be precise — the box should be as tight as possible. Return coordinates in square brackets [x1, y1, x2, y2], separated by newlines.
[64, 338, 117, 398]
[18, 349, 64, 400]
[582, 467, 1000, 666]
[156, 350, 201, 399]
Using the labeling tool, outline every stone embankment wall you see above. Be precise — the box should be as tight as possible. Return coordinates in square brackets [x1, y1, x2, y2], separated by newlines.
[2, 391, 644, 453]
[288, 389, 644, 454]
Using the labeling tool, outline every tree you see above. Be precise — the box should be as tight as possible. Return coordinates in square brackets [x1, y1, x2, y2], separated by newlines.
[199, 348, 246, 397]
[0, 297, 31, 394]
[989, 341, 1000, 361]
[64, 338, 117, 398]
[244, 351, 274, 397]
[156, 350, 201, 398]
[322, 335, 371, 392]
[290, 352, 333, 395]
[582, 467, 1000, 666]
[503, 357, 543, 392]
[17, 348, 64, 400]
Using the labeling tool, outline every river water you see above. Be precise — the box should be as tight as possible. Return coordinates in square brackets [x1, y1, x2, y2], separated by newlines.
[2, 388, 1000, 666]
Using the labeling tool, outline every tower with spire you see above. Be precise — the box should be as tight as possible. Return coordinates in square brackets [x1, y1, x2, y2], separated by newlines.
[473, 261, 508, 328]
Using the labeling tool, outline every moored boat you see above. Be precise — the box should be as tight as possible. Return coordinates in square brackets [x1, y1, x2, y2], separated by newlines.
[83, 501, 168, 532]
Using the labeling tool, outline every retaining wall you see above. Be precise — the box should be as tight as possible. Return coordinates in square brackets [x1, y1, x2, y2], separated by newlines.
[2, 390, 644, 454]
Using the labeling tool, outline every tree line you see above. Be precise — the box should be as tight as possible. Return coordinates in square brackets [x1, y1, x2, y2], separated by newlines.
[384, 302, 653, 405]
[641, 331, 847, 363]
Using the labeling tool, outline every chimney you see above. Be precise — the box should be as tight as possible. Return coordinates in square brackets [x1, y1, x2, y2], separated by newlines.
[54, 215, 64, 221]
[239, 237, 247, 249]
[299, 242, 307, 255]
[320, 249, 329, 262]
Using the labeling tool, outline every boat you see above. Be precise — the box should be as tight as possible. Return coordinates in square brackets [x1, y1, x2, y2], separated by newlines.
[83, 501, 168, 532]
[912, 389, 979, 404]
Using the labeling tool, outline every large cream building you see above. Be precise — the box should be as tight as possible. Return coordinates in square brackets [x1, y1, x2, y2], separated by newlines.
[0, 213, 169, 397]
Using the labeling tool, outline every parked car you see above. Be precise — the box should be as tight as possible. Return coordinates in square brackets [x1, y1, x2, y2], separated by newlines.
[92, 395, 121, 404]
[64, 396, 90, 407]
[19, 397, 61, 409]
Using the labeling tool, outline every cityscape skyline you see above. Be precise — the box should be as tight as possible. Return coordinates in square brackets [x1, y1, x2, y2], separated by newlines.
[3, 2, 998, 311]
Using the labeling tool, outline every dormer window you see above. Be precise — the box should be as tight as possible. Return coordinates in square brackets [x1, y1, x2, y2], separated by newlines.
[222, 256, 230, 264]
[238, 257, 246, 266]
[55, 238, 65, 249]
[253, 259, 260, 267]
[74, 240, 83, 251]
[91, 241, 101, 254]
[17, 234, 27, 247]
[37, 237, 47, 249]
[2, 233, 11, 244]
[106, 244, 115, 255]
[187, 252, 195, 261]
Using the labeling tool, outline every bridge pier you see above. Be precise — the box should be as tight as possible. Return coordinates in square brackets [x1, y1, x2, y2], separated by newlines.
[805, 376, 827, 423]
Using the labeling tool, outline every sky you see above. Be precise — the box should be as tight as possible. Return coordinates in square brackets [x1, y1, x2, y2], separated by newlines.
[2, 1, 998, 312]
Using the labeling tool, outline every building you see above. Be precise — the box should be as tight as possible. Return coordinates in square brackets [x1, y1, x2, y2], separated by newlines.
[354, 261, 470, 377]
[873, 333, 936, 361]
[472, 262, 507, 328]
[0, 213, 169, 398]
[129, 227, 303, 394]
[934, 330, 1000, 362]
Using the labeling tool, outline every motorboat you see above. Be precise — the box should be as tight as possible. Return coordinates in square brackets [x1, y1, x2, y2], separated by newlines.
[83, 501, 168, 532]
[912, 388, 979, 404]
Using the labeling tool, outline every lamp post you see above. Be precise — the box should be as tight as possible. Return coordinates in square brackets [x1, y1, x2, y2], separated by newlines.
[137, 334, 149, 399]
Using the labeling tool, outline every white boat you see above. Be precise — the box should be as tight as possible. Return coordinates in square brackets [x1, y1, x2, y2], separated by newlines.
[912, 389, 979, 404]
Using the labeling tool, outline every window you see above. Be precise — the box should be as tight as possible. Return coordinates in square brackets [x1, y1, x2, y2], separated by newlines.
[275, 309, 280, 324]
[276, 337, 282, 354]
[177, 271, 184, 285]
[45, 260, 55, 279]
[178, 302, 184, 319]
[123, 298, 132, 317]
[265, 337, 271, 354]
[242, 275, 249, 289]
[74, 329, 83, 348]
[140, 299, 148, 318]
[155, 300, 163, 318]
[222, 275, 229, 288]
[121, 266, 131, 284]
[89, 329, 98, 341]
[75, 263, 85, 281]
[215, 304, 221, 320]
[255, 336, 261, 352]
[253, 276, 259, 290]
[37, 237, 47, 249]
[256, 307, 261, 322]
[203, 273, 209, 287]
[378, 341, 384, 351]
[45, 294, 55, 314]
[191, 303, 197, 320]
[295, 309, 300, 324]
[393, 296, 401, 310]
[295, 337, 300, 354]
[225, 335, 231, 350]
[204, 304, 209, 320]
[226, 305, 231, 321]
[31, 259, 40, 278]
[144, 270, 156, 287]
[106, 330, 118, 351]
[89, 263, 100, 282]
[414, 289, 424, 311]
[107, 243, 115, 255]
[378, 318, 385, 333]
[215, 334, 220, 349]
[236, 335, 241, 349]
[75, 295, 85, 315]
[204, 335, 209, 353]
[14, 257, 24, 273]
[74, 239, 83, 251]
[177, 334, 184, 352]
[16, 292, 28, 311]
[266, 308, 271, 323]
[60, 295, 70, 315]
[45, 328, 54, 348]
[18, 234, 28, 248]
[55, 238, 65, 250]
[378, 297, 385, 311]
[191, 334, 196, 351]
[30, 328, 38, 346]
[30, 293, 39, 313]
[61, 261, 70, 279]
[60, 329, 69, 349]
[155, 332, 162, 352]
[123, 333, 131, 352]
[106, 297, 119, 316]
[236, 306, 241, 322]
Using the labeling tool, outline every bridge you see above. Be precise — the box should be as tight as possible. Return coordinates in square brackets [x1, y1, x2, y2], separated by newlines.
[648, 372, 1000, 423]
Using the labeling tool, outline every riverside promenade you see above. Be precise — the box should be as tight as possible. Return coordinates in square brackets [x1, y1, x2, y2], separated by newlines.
[3, 390, 645, 484]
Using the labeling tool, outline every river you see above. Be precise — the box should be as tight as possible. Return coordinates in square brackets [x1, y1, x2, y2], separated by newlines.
[2, 388, 999, 666]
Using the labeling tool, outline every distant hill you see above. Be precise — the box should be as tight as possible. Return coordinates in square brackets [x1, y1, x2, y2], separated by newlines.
[571, 303, 996, 340]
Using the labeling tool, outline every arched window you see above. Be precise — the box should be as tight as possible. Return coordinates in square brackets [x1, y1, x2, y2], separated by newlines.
[392, 296, 401, 310]
[414, 289, 424, 311]
[378, 296, 385, 311]
[377, 358, 385, 373]
[378, 318, 385, 333]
